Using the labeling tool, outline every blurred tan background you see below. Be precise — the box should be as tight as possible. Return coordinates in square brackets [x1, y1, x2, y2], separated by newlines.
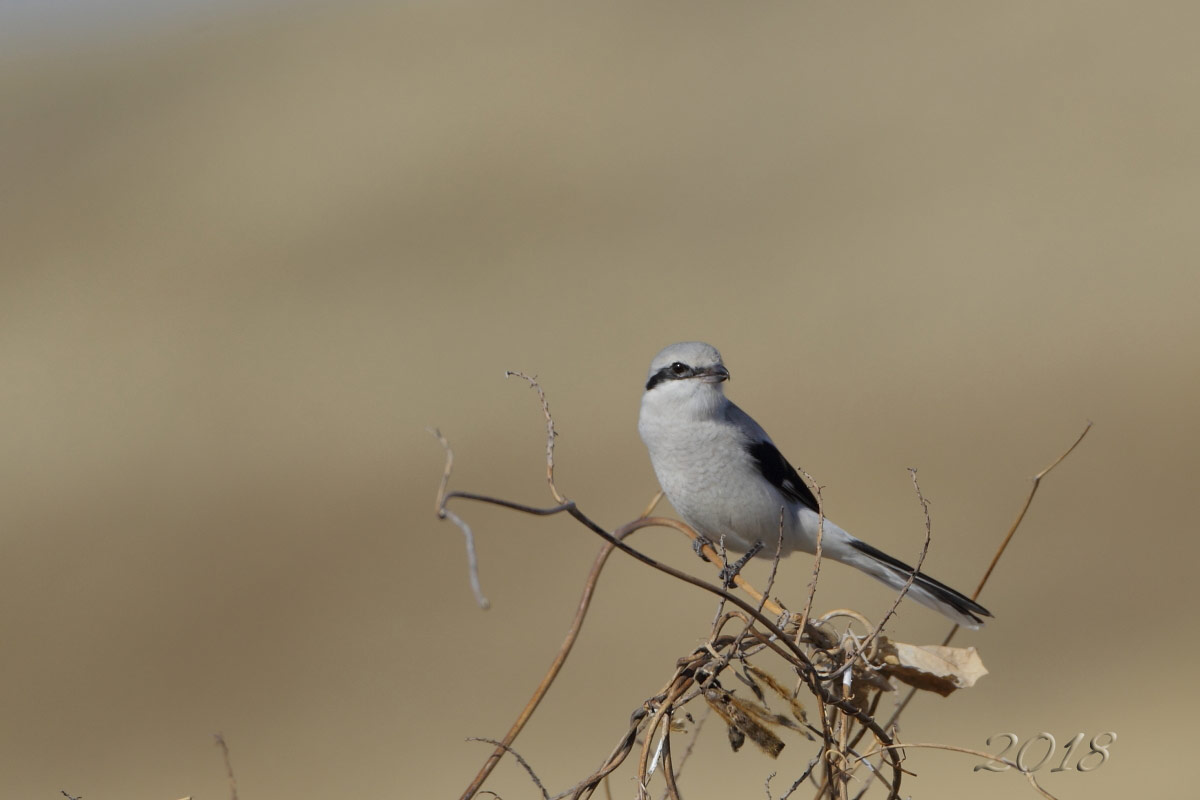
[3, 1, 1197, 798]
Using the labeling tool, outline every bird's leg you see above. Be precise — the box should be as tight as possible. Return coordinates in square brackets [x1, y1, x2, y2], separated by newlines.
[692, 535, 716, 562]
[718, 540, 764, 587]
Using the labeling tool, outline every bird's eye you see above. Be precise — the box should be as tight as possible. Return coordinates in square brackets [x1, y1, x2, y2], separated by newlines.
[670, 362, 689, 376]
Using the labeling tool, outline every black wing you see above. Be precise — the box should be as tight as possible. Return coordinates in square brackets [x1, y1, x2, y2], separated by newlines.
[746, 440, 820, 514]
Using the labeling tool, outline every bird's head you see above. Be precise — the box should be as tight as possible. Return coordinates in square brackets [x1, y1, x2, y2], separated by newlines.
[642, 341, 731, 415]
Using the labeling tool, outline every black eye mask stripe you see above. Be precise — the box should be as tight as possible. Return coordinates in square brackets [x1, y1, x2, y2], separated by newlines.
[646, 367, 679, 391]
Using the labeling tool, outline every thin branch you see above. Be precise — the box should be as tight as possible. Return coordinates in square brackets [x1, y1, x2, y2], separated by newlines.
[505, 371, 567, 504]
[796, 470, 826, 644]
[855, 742, 1060, 800]
[639, 490, 665, 520]
[779, 756, 822, 800]
[659, 720, 684, 800]
[443, 491, 575, 517]
[213, 733, 238, 800]
[845, 682, 884, 753]
[468, 738, 551, 800]
[431, 429, 490, 609]
[637, 677, 692, 799]
[564, 514, 821, 673]
[969, 421, 1093, 604]
[646, 716, 669, 779]
[562, 707, 649, 799]
[727, 510, 787, 667]
[665, 707, 708, 786]
[613, 513, 826, 644]
[455, 506, 691, 800]
[820, 468, 933, 684]
[843, 740, 893, 797]
[457, 516, 626, 800]
[883, 422, 1093, 732]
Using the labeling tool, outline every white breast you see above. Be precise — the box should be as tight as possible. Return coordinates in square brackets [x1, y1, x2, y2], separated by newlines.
[638, 387, 802, 554]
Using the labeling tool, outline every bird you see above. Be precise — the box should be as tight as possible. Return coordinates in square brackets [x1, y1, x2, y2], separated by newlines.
[637, 341, 991, 628]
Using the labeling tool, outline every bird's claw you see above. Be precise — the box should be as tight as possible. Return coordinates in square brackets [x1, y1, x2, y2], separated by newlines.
[718, 540, 764, 587]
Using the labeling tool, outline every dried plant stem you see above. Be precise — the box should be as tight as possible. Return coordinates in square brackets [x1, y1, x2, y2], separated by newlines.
[457, 527, 624, 800]
[213, 733, 238, 800]
[659, 720, 683, 800]
[725, 512, 786, 666]
[796, 470, 826, 647]
[883, 422, 1092, 732]
[445, 493, 902, 799]
[855, 742, 1060, 800]
[820, 469, 934, 686]
[467, 738, 551, 800]
[968, 422, 1093, 607]
[431, 428, 490, 609]
[640, 490, 665, 519]
[438, 376, 1090, 800]
[505, 371, 567, 504]
[637, 677, 693, 797]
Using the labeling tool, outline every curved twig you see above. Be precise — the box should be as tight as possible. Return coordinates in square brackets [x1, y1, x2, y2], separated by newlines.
[431, 429, 490, 609]
[882, 422, 1093, 733]
[466, 738, 550, 800]
[968, 422, 1093, 608]
[796, 470, 826, 644]
[456, 515, 631, 800]
[819, 468, 933, 684]
[854, 742, 1060, 800]
[504, 371, 567, 505]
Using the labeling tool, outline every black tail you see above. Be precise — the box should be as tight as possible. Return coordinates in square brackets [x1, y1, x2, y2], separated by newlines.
[850, 540, 993, 628]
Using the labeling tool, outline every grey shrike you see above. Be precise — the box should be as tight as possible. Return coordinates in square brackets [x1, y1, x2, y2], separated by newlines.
[637, 341, 991, 629]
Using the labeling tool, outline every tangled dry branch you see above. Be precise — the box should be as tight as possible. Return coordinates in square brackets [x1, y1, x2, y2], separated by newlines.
[434, 373, 1090, 800]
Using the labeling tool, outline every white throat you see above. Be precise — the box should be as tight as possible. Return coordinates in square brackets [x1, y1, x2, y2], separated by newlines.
[640, 379, 727, 429]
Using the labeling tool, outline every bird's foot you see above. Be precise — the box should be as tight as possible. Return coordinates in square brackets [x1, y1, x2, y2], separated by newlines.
[718, 540, 764, 587]
[692, 535, 716, 562]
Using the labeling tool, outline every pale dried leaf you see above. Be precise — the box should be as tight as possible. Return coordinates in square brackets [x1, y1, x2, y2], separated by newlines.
[876, 639, 988, 696]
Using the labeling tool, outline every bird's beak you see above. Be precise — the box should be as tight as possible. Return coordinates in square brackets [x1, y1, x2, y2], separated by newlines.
[702, 365, 730, 383]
